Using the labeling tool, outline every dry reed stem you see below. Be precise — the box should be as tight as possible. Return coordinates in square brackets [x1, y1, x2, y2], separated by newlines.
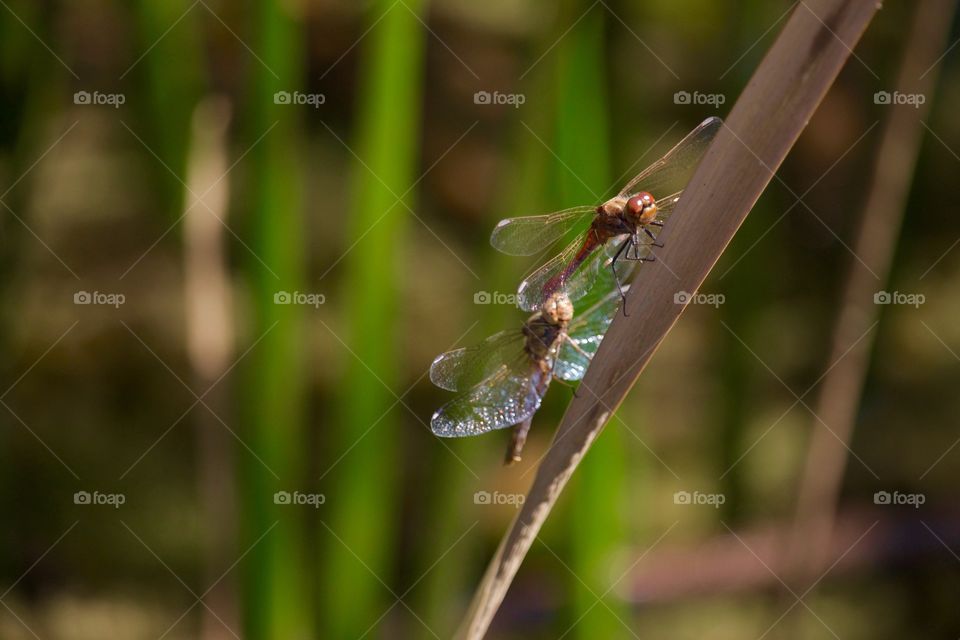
[456, 1, 881, 637]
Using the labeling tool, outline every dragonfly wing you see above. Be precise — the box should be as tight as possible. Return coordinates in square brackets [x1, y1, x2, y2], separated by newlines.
[652, 190, 682, 225]
[430, 366, 546, 438]
[516, 233, 588, 312]
[430, 330, 526, 392]
[555, 286, 626, 381]
[560, 234, 637, 305]
[490, 206, 595, 256]
[617, 117, 722, 201]
[553, 341, 591, 383]
[517, 231, 631, 313]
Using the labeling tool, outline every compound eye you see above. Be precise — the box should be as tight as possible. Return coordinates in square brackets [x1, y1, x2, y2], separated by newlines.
[626, 195, 645, 217]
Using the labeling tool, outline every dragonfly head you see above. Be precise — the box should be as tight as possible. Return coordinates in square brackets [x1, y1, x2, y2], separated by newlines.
[626, 191, 658, 225]
[541, 292, 574, 325]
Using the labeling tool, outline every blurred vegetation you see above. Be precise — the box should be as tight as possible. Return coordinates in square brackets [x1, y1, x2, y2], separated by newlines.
[321, 0, 427, 636]
[1, 0, 959, 638]
[239, 1, 310, 638]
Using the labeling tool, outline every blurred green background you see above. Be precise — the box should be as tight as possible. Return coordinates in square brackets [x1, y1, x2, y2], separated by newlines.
[2, 1, 960, 638]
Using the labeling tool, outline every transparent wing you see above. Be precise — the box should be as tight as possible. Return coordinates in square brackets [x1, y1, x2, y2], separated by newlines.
[516, 231, 629, 312]
[617, 117, 722, 200]
[490, 206, 596, 256]
[430, 367, 546, 438]
[555, 286, 626, 381]
[652, 190, 682, 225]
[430, 330, 526, 392]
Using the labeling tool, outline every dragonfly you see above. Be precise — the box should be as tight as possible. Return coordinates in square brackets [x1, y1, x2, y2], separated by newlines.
[490, 116, 722, 312]
[430, 286, 623, 464]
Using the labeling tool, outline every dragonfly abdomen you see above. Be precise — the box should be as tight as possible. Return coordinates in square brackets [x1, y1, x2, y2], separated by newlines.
[544, 232, 603, 297]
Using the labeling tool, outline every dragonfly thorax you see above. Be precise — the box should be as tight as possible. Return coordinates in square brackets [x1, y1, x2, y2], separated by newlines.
[541, 292, 574, 324]
[522, 293, 573, 362]
[522, 319, 564, 362]
[596, 196, 628, 219]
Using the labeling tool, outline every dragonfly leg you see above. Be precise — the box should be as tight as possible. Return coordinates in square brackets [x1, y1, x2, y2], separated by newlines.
[623, 235, 654, 262]
[635, 235, 657, 263]
[568, 339, 592, 360]
[552, 376, 579, 398]
[610, 239, 631, 314]
[650, 220, 664, 227]
[644, 226, 664, 248]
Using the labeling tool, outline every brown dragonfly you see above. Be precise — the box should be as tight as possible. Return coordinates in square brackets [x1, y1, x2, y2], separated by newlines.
[430, 286, 623, 463]
[490, 117, 721, 312]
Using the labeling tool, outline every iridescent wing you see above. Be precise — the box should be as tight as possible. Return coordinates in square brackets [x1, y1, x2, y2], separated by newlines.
[617, 117, 722, 200]
[490, 206, 596, 256]
[555, 286, 626, 381]
[430, 330, 525, 392]
[515, 230, 629, 312]
[430, 366, 546, 438]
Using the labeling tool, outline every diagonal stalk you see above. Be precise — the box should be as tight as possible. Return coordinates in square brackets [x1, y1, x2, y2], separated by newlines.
[455, 1, 881, 637]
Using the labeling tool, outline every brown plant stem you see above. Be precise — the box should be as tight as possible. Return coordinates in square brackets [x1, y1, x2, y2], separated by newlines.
[455, 1, 880, 637]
